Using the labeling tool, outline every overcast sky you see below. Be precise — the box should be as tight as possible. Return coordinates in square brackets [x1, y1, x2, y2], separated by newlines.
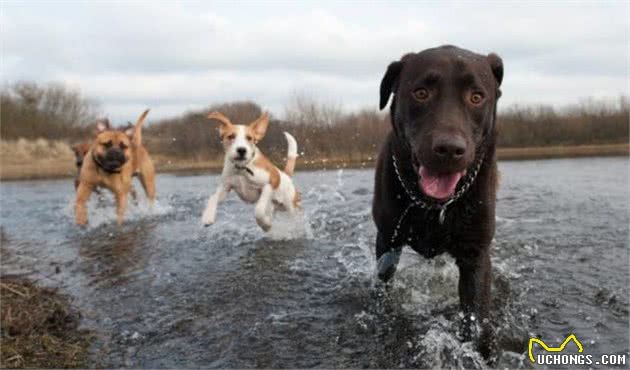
[1, 1, 628, 122]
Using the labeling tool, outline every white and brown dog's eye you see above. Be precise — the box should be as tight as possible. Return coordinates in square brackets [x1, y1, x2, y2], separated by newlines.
[246, 135, 253, 141]
[412, 88, 430, 102]
[470, 92, 485, 105]
[227, 134, 236, 140]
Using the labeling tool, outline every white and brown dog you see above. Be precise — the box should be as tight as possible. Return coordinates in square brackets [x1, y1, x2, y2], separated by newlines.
[202, 111, 300, 231]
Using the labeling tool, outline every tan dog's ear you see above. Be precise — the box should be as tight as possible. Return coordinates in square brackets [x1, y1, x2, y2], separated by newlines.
[131, 109, 150, 146]
[123, 124, 135, 139]
[96, 118, 111, 133]
[248, 112, 269, 141]
[207, 111, 234, 138]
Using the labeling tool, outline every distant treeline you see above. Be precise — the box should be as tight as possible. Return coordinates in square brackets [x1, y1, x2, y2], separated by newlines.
[1, 81, 628, 162]
[1, 82, 97, 140]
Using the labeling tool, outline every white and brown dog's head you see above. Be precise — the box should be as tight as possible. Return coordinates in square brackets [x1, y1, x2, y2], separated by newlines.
[207, 111, 269, 165]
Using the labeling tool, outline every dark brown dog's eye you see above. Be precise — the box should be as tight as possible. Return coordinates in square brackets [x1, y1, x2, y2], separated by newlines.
[120, 143, 128, 150]
[412, 88, 430, 102]
[246, 135, 253, 141]
[103, 140, 113, 148]
[227, 134, 236, 140]
[470, 92, 484, 105]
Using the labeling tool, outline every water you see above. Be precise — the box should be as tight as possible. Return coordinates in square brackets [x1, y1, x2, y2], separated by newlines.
[1, 157, 628, 368]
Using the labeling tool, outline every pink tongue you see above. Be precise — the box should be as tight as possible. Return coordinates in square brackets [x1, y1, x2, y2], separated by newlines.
[419, 166, 465, 200]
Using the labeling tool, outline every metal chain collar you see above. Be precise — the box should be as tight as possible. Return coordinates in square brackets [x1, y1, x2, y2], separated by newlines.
[389, 148, 486, 245]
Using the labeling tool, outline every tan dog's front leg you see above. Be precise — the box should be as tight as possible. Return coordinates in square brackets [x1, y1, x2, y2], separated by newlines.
[202, 185, 229, 226]
[115, 192, 128, 225]
[255, 184, 273, 232]
[75, 182, 93, 225]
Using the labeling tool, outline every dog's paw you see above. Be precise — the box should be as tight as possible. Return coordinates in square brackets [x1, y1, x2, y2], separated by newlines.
[201, 211, 216, 226]
[255, 217, 272, 232]
[457, 312, 480, 342]
[258, 222, 272, 232]
[376, 248, 402, 282]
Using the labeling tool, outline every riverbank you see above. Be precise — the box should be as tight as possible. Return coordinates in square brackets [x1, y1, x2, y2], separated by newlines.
[0, 277, 92, 368]
[0, 143, 627, 181]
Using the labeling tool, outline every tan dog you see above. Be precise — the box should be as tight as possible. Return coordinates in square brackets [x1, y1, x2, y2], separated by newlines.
[202, 111, 300, 231]
[75, 110, 155, 225]
[72, 138, 137, 199]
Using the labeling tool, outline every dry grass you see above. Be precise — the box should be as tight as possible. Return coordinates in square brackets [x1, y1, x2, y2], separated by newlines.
[0, 139, 75, 180]
[0, 278, 92, 368]
[0, 138, 74, 163]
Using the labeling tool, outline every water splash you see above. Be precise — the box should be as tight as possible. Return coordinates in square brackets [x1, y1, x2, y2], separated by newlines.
[62, 191, 173, 228]
[265, 210, 313, 240]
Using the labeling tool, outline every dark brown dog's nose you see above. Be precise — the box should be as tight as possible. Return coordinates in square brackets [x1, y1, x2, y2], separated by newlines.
[432, 134, 467, 160]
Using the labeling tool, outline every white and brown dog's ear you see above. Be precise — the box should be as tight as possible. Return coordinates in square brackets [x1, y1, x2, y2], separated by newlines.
[95, 118, 111, 133]
[207, 111, 234, 139]
[248, 112, 269, 142]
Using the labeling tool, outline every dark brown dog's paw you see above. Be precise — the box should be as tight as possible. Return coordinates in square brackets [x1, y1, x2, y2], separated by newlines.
[458, 313, 497, 363]
[376, 248, 401, 282]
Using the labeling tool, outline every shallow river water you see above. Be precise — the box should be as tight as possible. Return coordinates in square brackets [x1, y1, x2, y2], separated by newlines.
[1, 157, 628, 368]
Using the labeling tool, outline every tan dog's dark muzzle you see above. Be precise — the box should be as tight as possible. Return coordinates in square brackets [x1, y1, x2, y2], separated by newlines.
[94, 150, 127, 173]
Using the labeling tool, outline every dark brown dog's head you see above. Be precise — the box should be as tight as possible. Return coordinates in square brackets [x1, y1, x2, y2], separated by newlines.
[91, 110, 149, 173]
[71, 142, 91, 170]
[380, 45, 503, 201]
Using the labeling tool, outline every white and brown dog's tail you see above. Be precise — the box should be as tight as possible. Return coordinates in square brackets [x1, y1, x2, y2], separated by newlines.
[283, 132, 298, 177]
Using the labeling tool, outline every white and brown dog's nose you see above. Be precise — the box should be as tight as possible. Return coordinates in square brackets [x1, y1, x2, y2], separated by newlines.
[236, 147, 247, 158]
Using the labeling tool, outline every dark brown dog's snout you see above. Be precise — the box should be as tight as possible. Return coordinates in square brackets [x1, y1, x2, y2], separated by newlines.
[432, 133, 467, 161]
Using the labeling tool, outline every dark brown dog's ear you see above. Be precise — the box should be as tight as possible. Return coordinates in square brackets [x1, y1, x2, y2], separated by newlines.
[379, 61, 404, 110]
[95, 118, 111, 133]
[487, 53, 503, 86]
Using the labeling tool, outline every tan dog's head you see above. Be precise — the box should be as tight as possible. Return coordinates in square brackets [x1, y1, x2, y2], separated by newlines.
[71, 142, 92, 169]
[207, 111, 269, 165]
[91, 109, 149, 173]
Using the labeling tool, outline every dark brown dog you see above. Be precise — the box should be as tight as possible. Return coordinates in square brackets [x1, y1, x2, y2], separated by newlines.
[75, 110, 155, 225]
[372, 45, 503, 359]
[71, 142, 92, 190]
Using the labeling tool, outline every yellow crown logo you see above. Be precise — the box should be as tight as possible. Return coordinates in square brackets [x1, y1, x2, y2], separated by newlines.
[528, 334, 584, 363]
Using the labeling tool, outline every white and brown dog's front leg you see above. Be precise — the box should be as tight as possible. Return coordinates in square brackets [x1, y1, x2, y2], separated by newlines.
[202, 185, 230, 226]
[255, 184, 274, 231]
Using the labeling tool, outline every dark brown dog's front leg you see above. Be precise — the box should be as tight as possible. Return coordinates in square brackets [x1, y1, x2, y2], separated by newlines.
[455, 247, 495, 360]
[376, 231, 402, 282]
